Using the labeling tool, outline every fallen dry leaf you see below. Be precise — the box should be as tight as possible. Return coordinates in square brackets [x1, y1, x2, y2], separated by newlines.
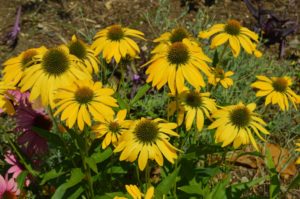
[229, 143, 297, 179]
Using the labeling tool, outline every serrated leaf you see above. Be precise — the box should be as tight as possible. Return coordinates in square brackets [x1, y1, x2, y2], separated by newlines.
[156, 166, 180, 198]
[40, 168, 65, 185]
[51, 168, 85, 199]
[130, 84, 151, 104]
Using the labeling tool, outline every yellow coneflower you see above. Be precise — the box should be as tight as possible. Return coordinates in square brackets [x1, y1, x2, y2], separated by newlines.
[208, 67, 234, 88]
[114, 185, 154, 199]
[54, 80, 118, 131]
[180, 90, 217, 131]
[251, 76, 300, 111]
[114, 118, 179, 171]
[92, 25, 144, 63]
[19, 46, 91, 107]
[144, 38, 212, 95]
[0, 82, 15, 115]
[92, 109, 132, 149]
[2, 47, 46, 86]
[68, 35, 99, 74]
[152, 27, 197, 53]
[199, 19, 262, 57]
[208, 102, 269, 151]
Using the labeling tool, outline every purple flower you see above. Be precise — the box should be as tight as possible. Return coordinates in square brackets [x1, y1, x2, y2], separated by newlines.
[15, 101, 52, 157]
[5, 7, 21, 49]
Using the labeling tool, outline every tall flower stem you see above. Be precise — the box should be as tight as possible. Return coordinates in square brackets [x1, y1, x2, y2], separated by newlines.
[118, 62, 126, 91]
[7, 137, 39, 177]
[173, 88, 179, 198]
[145, 162, 151, 190]
[135, 164, 142, 188]
[48, 106, 59, 132]
[79, 129, 94, 198]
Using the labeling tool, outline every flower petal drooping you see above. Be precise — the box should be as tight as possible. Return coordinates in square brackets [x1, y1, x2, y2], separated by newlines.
[54, 80, 118, 131]
[145, 38, 212, 95]
[208, 102, 269, 150]
[114, 118, 179, 171]
[68, 35, 100, 74]
[199, 19, 262, 58]
[92, 25, 144, 63]
[251, 76, 300, 111]
[16, 100, 52, 156]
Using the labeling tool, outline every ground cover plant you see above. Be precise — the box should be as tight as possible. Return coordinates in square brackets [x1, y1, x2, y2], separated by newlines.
[0, 0, 300, 198]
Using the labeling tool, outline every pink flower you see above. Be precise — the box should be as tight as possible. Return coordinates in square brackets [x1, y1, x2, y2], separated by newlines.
[4, 151, 30, 187]
[15, 101, 52, 157]
[0, 174, 20, 199]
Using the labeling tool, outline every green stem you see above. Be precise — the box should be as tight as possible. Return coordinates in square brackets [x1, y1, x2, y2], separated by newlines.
[79, 129, 94, 198]
[135, 164, 142, 188]
[7, 138, 39, 176]
[173, 89, 179, 198]
[48, 106, 59, 132]
[118, 62, 126, 91]
[145, 162, 151, 190]
[217, 42, 229, 68]
[109, 153, 114, 191]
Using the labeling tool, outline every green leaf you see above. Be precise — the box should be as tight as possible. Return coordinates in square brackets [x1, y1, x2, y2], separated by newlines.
[287, 173, 300, 191]
[40, 168, 65, 185]
[206, 176, 230, 199]
[178, 185, 205, 195]
[51, 168, 85, 199]
[156, 166, 181, 198]
[130, 84, 151, 105]
[212, 50, 219, 67]
[32, 127, 65, 147]
[92, 147, 113, 164]
[16, 171, 28, 190]
[67, 186, 84, 199]
[265, 148, 280, 199]
[110, 166, 127, 174]
[195, 167, 222, 178]
[183, 144, 225, 160]
[228, 177, 265, 198]
[85, 157, 98, 174]
[178, 179, 208, 196]
[95, 192, 125, 199]
[115, 93, 128, 109]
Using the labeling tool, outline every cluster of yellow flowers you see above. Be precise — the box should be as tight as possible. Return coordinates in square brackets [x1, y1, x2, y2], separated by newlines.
[1, 20, 300, 197]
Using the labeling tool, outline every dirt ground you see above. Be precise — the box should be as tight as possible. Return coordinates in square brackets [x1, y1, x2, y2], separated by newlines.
[0, 0, 299, 65]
